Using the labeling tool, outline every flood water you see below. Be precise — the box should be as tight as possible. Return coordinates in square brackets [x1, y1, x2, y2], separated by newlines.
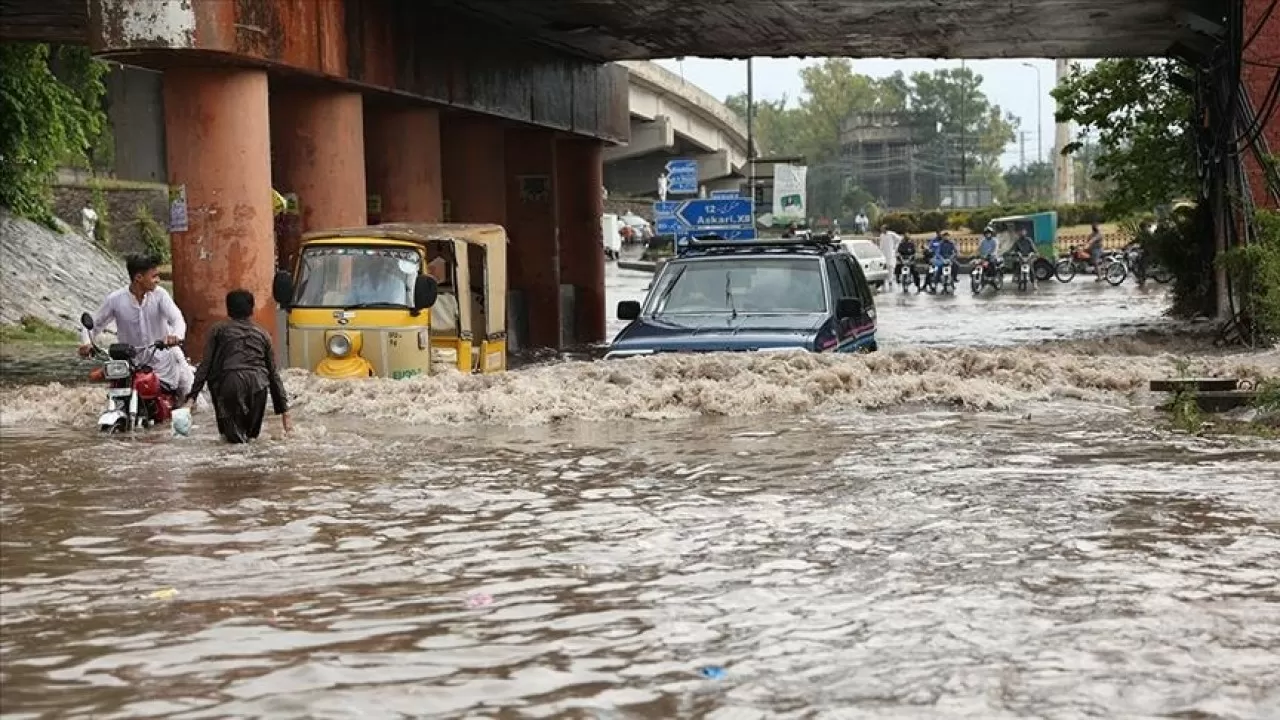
[2, 262, 1279, 719]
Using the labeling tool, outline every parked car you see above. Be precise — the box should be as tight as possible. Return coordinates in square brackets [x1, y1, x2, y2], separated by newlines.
[843, 238, 889, 289]
[605, 235, 878, 358]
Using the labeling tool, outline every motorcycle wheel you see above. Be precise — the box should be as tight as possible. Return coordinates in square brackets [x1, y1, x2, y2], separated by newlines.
[1106, 261, 1128, 286]
[971, 271, 982, 294]
[1054, 259, 1077, 283]
[1153, 267, 1173, 284]
[1033, 258, 1054, 282]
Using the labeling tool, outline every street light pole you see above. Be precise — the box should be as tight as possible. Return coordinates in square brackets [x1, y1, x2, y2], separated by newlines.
[1021, 62, 1043, 166]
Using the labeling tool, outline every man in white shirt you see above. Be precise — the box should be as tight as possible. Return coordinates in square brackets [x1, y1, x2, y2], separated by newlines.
[78, 254, 195, 399]
[878, 225, 902, 289]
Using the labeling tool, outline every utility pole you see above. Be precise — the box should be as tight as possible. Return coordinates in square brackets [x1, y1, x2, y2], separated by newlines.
[1053, 58, 1075, 204]
[959, 60, 968, 187]
[1020, 62, 1043, 166]
[1020, 131, 1028, 199]
[746, 58, 756, 210]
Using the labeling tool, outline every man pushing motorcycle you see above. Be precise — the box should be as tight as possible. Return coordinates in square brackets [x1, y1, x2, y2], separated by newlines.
[78, 253, 195, 406]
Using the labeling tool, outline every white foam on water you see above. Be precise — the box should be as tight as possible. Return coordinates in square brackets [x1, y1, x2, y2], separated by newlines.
[2, 344, 1275, 430]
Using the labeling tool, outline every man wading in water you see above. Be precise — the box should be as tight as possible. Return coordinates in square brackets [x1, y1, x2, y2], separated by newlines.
[180, 290, 292, 443]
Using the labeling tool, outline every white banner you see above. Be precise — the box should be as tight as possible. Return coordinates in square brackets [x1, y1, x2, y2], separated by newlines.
[772, 164, 807, 220]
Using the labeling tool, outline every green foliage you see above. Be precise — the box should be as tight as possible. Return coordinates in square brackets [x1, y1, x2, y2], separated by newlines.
[1143, 205, 1217, 318]
[1255, 378, 1280, 413]
[135, 204, 170, 263]
[1052, 58, 1194, 216]
[1217, 209, 1280, 343]
[725, 59, 1020, 218]
[0, 315, 77, 344]
[0, 43, 108, 223]
[876, 203, 1109, 235]
[1168, 387, 1203, 433]
[89, 180, 110, 247]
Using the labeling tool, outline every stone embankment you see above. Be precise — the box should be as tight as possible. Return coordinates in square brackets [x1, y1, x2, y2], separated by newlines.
[0, 209, 128, 333]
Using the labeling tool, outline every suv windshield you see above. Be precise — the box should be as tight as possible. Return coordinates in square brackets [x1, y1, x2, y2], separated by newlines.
[646, 257, 827, 315]
[293, 246, 420, 308]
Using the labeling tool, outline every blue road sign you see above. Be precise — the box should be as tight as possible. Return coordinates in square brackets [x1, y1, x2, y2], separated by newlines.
[665, 158, 698, 195]
[676, 198, 754, 230]
[653, 201, 680, 216]
[656, 216, 681, 235]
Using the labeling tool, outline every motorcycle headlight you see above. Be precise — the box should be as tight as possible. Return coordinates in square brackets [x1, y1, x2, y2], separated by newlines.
[326, 333, 353, 358]
[104, 360, 130, 380]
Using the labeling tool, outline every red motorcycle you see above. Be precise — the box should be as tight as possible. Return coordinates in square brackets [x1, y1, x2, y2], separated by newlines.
[80, 312, 181, 433]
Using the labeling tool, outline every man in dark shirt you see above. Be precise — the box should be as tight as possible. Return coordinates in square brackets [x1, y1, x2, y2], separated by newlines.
[182, 289, 291, 443]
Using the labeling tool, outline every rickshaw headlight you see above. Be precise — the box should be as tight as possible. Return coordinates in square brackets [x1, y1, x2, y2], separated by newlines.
[326, 333, 353, 358]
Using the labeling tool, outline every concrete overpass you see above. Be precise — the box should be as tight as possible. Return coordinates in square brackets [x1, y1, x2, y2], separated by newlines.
[604, 61, 749, 197]
[2, 0, 1271, 343]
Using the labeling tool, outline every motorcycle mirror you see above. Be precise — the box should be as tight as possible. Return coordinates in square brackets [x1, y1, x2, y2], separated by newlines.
[80, 312, 94, 331]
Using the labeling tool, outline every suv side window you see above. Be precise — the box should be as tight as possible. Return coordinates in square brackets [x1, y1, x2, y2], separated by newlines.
[837, 254, 874, 308]
[833, 255, 858, 298]
[823, 258, 845, 308]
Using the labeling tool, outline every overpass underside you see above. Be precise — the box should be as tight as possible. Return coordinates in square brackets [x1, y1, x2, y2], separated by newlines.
[1, 0, 633, 357]
[1, 0, 1273, 343]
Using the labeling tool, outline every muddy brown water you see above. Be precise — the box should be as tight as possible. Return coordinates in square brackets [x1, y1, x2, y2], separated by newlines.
[2, 272, 1279, 719]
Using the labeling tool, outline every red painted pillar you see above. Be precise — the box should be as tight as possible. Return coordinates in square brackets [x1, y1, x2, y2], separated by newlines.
[163, 68, 274, 360]
[505, 128, 561, 350]
[556, 139, 606, 344]
[270, 88, 367, 269]
[1244, 0, 1280, 208]
[366, 105, 443, 222]
[441, 115, 506, 223]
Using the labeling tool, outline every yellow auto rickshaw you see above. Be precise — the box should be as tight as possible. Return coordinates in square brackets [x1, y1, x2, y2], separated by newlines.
[271, 223, 508, 379]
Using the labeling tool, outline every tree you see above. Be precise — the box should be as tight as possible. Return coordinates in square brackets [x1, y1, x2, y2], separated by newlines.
[1052, 58, 1194, 216]
[1003, 161, 1054, 204]
[724, 59, 1021, 216]
[905, 67, 1019, 190]
[723, 94, 801, 158]
[0, 44, 107, 223]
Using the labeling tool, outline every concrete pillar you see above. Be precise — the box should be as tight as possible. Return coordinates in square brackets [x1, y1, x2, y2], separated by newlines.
[557, 139, 606, 344]
[441, 115, 506, 223]
[505, 128, 561, 350]
[163, 68, 274, 361]
[270, 88, 367, 270]
[365, 105, 443, 222]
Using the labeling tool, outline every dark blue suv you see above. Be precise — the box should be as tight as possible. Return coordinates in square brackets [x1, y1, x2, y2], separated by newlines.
[606, 236, 878, 359]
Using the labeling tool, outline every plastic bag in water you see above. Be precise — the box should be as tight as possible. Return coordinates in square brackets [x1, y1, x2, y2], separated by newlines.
[171, 407, 192, 437]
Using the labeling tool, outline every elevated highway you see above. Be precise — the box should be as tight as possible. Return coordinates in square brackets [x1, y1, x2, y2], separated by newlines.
[605, 61, 749, 197]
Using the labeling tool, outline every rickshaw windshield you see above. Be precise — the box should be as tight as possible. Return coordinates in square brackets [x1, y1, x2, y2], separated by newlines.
[293, 245, 421, 308]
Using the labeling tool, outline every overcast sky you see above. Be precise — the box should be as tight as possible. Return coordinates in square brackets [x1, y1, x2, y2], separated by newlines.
[653, 57, 1097, 170]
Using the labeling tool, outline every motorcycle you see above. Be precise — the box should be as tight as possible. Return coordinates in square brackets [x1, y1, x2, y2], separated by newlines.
[938, 260, 955, 294]
[80, 312, 182, 433]
[1015, 253, 1036, 291]
[970, 256, 1003, 294]
[897, 256, 915, 292]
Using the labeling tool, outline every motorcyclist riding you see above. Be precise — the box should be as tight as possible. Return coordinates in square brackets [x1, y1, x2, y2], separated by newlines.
[896, 234, 920, 291]
[977, 227, 999, 262]
[78, 253, 195, 405]
[929, 231, 958, 292]
[1012, 227, 1039, 287]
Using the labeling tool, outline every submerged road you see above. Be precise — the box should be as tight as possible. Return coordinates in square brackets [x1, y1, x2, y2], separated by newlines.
[1, 261, 1278, 719]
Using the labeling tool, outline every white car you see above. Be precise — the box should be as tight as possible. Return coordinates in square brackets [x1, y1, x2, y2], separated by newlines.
[844, 239, 889, 288]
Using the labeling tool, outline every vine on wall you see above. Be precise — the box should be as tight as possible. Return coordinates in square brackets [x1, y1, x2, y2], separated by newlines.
[0, 43, 108, 225]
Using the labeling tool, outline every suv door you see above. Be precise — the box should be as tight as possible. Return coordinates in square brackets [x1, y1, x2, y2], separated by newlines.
[833, 254, 876, 348]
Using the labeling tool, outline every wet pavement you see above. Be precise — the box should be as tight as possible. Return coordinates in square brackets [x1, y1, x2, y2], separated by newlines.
[2, 259, 1279, 719]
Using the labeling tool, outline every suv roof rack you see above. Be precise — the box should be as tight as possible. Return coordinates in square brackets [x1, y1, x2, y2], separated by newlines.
[678, 234, 844, 258]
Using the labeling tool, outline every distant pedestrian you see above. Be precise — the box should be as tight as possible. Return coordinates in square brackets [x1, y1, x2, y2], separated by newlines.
[181, 289, 291, 443]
